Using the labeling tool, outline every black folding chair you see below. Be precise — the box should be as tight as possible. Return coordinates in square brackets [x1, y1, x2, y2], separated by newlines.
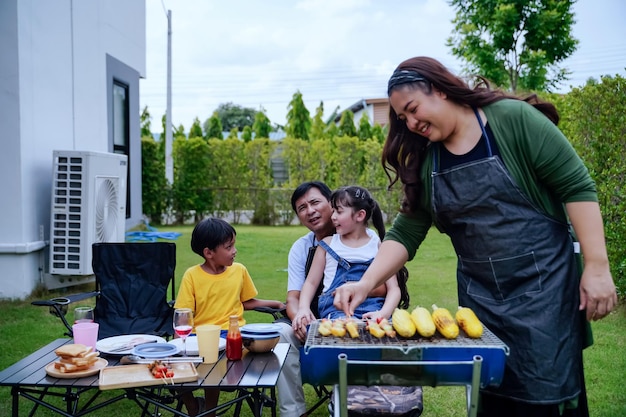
[33, 242, 177, 339]
[32, 242, 178, 417]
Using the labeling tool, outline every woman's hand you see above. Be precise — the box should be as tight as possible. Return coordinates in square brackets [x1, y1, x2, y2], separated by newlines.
[579, 263, 617, 321]
[333, 281, 369, 317]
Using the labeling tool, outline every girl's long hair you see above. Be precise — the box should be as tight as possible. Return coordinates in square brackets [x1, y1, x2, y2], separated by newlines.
[383, 56, 559, 214]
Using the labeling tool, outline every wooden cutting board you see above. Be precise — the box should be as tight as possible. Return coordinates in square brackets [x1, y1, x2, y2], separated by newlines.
[99, 362, 198, 390]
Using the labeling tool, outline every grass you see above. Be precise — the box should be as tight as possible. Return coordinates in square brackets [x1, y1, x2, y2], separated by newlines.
[0, 225, 624, 416]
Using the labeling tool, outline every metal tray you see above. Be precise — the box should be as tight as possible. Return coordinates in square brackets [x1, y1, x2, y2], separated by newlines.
[302, 320, 509, 388]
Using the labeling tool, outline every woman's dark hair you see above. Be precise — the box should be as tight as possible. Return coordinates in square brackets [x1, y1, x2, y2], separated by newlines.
[290, 181, 332, 212]
[190, 217, 236, 257]
[331, 185, 410, 308]
[383, 56, 559, 214]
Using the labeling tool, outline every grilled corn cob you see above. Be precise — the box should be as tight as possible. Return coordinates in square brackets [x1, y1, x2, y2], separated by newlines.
[318, 318, 332, 336]
[392, 308, 417, 338]
[431, 304, 459, 339]
[378, 318, 397, 338]
[367, 320, 386, 338]
[330, 318, 346, 337]
[410, 306, 436, 337]
[456, 306, 483, 338]
[345, 319, 360, 338]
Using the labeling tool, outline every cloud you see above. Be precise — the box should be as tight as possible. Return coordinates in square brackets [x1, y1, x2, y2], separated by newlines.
[141, 0, 626, 130]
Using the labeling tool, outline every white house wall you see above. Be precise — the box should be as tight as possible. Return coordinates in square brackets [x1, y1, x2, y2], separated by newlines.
[0, 0, 145, 299]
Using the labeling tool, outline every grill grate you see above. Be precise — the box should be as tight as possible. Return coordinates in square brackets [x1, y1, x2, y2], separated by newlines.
[305, 320, 508, 351]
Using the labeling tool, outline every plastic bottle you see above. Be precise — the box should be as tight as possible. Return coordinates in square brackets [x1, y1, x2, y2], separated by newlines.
[226, 315, 242, 360]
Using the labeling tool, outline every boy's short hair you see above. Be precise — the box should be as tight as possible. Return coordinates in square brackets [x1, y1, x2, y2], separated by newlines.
[191, 218, 236, 256]
[290, 181, 332, 212]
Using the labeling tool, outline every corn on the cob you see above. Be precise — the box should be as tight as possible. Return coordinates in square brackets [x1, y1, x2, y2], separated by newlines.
[455, 306, 483, 338]
[410, 306, 436, 337]
[392, 308, 417, 338]
[345, 319, 360, 338]
[378, 318, 397, 338]
[318, 319, 332, 336]
[367, 320, 386, 338]
[330, 319, 346, 337]
[431, 304, 459, 339]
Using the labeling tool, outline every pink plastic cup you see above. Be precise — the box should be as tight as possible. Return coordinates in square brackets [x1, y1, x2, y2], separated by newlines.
[72, 322, 99, 349]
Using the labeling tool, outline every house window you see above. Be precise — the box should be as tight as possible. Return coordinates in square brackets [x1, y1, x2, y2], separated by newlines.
[112, 80, 130, 218]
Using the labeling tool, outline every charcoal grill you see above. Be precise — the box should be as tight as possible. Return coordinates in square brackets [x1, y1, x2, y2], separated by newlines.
[303, 319, 509, 417]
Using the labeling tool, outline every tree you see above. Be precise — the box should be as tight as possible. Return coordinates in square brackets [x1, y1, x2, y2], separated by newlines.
[188, 117, 203, 139]
[205, 111, 223, 140]
[141, 137, 167, 224]
[447, 0, 578, 92]
[338, 110, 357, 137]
[358, 113, 372, 141]
[227, 127, 239, 140]
[174, 124, 186, 138]
[242, 125, 252, 142]
[252, 109, 272, 138]
[140, 106, 154, 139]
[211, 102, 256, 131]
[372, 123, 386, 143]
[310, 101, 326, 141]
[285, 90, 311, 140]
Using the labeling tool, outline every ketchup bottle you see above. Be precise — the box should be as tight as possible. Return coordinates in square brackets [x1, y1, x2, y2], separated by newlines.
[226, 315, 242, 360]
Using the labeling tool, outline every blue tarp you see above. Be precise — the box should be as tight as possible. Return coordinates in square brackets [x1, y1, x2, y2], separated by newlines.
[125, 221, 182, 242]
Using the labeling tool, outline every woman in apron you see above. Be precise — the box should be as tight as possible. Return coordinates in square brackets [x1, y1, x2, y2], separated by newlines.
[334, 56, 617, 417]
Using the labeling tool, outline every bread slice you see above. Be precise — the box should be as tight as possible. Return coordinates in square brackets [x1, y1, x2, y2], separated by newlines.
[52, 344, 99, 373]
[54, 344, 90, 358]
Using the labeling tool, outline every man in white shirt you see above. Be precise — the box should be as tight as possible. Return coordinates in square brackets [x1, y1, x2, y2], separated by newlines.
[276, 181, 335, 417]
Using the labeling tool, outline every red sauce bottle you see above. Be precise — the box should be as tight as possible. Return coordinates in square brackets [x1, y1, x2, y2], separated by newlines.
[226, 315, 242, 360]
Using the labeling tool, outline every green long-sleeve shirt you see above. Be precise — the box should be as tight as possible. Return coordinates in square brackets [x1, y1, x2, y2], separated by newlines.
[385, 99, 598, 261]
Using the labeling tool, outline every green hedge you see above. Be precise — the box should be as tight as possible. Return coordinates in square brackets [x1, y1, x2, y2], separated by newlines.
[141, 77, 626, 298]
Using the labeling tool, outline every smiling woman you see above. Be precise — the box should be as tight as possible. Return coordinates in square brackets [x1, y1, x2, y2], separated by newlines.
[332, 56, 618, 417]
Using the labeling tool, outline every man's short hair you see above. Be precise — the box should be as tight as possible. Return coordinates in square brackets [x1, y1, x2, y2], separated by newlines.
[290, 181, 332, 212]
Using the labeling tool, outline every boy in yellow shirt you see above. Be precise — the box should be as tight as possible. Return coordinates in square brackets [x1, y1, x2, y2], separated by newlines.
[175, 217, 285, 417]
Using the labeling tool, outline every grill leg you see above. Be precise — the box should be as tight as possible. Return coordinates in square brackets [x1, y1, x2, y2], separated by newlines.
[467, 355, 483, 417]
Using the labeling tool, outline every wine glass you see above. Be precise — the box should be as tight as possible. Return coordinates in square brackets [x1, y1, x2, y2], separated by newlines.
[173, 308, 194, 356]
[74, 306, 94, 324]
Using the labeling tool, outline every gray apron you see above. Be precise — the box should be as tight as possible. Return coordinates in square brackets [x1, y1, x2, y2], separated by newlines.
[431, 109, 584, 403]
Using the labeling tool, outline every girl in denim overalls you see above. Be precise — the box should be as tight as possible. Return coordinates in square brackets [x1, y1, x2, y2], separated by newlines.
[293, 186, 409, 326]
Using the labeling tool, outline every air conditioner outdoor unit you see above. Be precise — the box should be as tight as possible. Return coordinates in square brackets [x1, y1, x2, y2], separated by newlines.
[49, 150, 127, 276]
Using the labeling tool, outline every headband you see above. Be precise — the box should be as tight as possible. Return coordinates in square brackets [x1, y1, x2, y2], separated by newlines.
[387, 69, 426, 95]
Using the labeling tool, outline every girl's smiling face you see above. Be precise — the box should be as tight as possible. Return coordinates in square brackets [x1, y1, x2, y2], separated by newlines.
[389, 85, 455, 143]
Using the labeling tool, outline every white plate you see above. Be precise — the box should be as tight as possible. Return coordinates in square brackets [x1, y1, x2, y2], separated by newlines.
[240, 323, 282, 334]
[167, 336, 226, 356]
[96, 334, 167, 355]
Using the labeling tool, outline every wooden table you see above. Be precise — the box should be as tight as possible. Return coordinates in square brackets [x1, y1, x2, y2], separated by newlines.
[0, 338, 289, 417]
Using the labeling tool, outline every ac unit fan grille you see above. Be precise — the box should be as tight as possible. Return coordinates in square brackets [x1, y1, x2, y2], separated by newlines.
[50, 157, 83, 271]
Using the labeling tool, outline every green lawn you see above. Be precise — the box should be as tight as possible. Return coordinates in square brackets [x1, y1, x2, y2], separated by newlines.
[0, 225, 624, 416]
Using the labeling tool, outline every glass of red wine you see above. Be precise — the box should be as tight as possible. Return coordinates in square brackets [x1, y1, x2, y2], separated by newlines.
[173, 308, 194, 356]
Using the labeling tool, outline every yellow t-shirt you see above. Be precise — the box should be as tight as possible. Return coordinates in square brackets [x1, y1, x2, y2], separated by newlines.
[174, 263, 258, 330]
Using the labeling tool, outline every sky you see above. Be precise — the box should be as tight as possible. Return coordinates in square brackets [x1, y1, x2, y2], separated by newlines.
[140, 0, 626, 130]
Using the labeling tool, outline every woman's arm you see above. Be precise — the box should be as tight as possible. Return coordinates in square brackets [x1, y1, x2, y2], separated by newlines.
[334, 240, 409, 317]
[566, 201, 617, 321]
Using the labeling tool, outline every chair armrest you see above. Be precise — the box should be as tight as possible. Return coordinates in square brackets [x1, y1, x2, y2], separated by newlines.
[253, 305, 288, 322]
[31, 291, 100, 337]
